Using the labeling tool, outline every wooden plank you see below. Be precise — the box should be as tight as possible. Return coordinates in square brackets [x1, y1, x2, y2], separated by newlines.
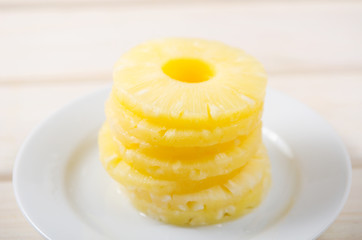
[0, 1, 362, 82]
[0, 0, 158, 5]
[0, 0, 217, 6]
[2, 169, 361, 239]
[0, 81, 109, 179]
[1, 0, 358, 8]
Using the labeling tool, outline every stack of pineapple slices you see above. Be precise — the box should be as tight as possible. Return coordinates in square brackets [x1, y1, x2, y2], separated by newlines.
[99, 38, 271, 226]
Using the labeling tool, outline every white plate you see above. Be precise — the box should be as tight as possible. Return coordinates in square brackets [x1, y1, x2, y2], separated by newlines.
[13, 87, 351, 240]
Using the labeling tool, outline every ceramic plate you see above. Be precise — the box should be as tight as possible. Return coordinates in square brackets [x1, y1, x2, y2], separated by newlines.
[13, 87, 351, 240]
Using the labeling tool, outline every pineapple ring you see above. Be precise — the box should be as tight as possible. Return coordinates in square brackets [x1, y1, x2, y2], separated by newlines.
[104, 117, 260, 159]
[99, 123, 251, 194]
[99, 123, 269, 196]
[106, 92, 263, 147]
[126, 146, 270, 226]
[113, 38, 267, 128]
[129, 145, 270, 208]
[108, 123, 262, 180]
[130, 175, 269, 226]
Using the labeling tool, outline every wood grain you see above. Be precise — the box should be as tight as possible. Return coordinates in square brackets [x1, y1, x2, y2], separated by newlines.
[1, 1, 362, 81]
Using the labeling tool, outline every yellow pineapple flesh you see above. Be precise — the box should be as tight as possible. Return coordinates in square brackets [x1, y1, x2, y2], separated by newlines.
[99, 123, 270, 225]
[99, 38, 270, 226]
[100, 123, 262, 181]
[106, 90, 263, 147]
[113, 38, 266, 127]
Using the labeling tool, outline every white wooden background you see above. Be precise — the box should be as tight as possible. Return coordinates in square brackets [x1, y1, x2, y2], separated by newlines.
[0, 1, 361, 239]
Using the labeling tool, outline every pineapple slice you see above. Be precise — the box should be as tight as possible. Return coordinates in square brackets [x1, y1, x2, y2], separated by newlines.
[99, 123, 262, 194]
[113, 38, 267, 130]
[106, 91, 263, 147]
[130, 176, 269, 226]
[126, 145, 271, 226]
[107, 123, 262, 180]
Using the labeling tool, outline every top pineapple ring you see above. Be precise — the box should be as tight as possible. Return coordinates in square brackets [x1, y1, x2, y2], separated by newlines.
[113, 38, 267, 127]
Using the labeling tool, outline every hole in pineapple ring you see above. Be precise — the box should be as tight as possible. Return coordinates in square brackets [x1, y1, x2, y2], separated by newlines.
[162, 58, 214, 83]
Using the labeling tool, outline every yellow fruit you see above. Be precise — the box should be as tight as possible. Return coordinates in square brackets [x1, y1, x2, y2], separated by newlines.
[106, 90, 263, 147]
[99, 123, 262, 193]
[104, 122, 262, 180]
[127, 146, 271, 226]
[112, 38, 266, 140]
[99, 38, 270, 226]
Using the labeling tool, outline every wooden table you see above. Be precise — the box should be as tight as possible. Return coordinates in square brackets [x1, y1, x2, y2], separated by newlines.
[0, 1, 361, 239]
